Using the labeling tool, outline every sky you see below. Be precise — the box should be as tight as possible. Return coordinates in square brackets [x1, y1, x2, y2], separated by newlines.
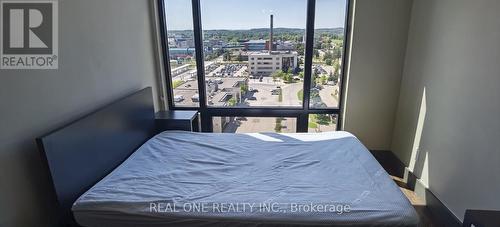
[165, 0, 346, 30]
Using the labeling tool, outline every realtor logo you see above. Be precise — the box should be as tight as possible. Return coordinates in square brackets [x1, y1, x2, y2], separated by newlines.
[1, 0, 58, 69]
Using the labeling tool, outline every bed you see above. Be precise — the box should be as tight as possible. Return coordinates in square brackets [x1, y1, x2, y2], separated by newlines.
[37, 87, 419, 227]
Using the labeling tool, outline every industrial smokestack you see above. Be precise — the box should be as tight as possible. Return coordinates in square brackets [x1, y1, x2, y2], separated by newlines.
[269, 14, 273, 53]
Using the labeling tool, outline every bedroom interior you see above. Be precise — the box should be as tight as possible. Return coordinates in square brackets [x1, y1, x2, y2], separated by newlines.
[0, 0, 499, 226]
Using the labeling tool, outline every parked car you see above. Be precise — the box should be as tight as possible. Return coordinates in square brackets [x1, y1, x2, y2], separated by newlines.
[247, 97, 257, 100]
[174, 95, 184, 102]
[191, 94, 199, 102]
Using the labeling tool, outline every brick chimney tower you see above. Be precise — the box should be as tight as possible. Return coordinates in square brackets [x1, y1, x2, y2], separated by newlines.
[269, 14, 274, 53]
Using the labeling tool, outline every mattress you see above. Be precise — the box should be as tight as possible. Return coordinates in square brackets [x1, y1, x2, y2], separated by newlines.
[72, 131, 419, 227]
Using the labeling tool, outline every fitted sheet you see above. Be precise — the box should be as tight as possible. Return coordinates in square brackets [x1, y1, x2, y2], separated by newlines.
[72, 131, 419, 227]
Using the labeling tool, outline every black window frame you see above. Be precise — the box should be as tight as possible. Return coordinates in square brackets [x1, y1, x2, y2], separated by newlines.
[157, 0, 351, 132]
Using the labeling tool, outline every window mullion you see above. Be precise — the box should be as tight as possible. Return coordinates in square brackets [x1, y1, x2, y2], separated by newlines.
[191, 0, 210, 131]
[157, 0, 175, 109]
[299, 0, 316, 131]
[337, 0, 352, 130]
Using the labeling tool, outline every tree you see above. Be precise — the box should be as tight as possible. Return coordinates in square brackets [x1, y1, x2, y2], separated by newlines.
[325, 58, 333, 66]
[240, 84, 248, 93]
[230, 37, 238, 43]
[320, 75, 328, 85]
[275, 118, 283, 132]
[324, 51, 334, 60]
[272, 71, 281, 81]
[227, 97, 237, 106]
[314, 49, 320, 58]
[283, 73, 293, 83]
[332, 46, 342, 59]
[315, 114, 332, 125]
[296, 43, 305, 54]
[332, 60, 340, 83]
[328, 71, 337, 83]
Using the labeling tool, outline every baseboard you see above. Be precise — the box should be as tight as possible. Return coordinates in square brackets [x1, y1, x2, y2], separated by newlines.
[370, 150, 462, 227]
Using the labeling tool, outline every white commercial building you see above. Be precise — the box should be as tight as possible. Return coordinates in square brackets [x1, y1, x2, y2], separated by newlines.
[248, 51, 298, 76]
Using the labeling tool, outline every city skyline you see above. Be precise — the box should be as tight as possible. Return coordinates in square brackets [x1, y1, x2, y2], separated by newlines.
[165, 0, 346, 30]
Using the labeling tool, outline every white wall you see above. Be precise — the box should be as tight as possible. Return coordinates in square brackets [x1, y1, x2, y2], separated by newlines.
[343, 0, 413, 150]
[392, 0, 500, 220]
[0, 0, 159, 226]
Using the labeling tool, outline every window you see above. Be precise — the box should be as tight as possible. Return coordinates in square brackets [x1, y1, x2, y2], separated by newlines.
[201, 0, 306, 108]
[162, 0, 199, 107]
[309, 0, 346, 108]
[159, 0, 349, 132]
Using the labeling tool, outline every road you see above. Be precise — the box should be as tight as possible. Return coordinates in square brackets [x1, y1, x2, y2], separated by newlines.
[281, 83, 303, 106]
[318, 85, 339, 107]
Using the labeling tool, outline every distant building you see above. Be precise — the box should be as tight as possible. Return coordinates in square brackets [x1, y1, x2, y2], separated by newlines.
[204, 39, 227, 49]
[173, 77, 247, 107]
[243, 40, 268, 51]
[168, 37, 176, 47]
[205, 77, 248, 107]
[276, 41, 295, 51]
[235, 51, 252, 61]
[169, 48, 195, 59]
[248, 51, 298, 76]
[175, 38, 195, 48]
[246, 15, 298, 76]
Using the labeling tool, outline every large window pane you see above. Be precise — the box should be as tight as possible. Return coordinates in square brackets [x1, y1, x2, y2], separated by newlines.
[308, 114, 338, 132]
[309, 0, 346, 109]
[201, 0, 307, 108]
[213, 117, 297, 133]
[164, 0, 199, 107]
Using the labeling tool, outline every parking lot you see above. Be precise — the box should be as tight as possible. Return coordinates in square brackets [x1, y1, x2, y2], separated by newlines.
[241, 77, 302, 107]
[208, 64, 246, 77]
[172, 63, 337, 108]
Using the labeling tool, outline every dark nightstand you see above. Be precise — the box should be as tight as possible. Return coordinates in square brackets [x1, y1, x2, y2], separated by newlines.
[155, 110, 200, 133]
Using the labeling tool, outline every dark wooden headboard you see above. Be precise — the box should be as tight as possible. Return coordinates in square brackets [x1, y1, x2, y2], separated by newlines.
[36, 87, 156, 226]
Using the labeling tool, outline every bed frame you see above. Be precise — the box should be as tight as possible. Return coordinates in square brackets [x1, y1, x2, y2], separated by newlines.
[36, 87, 156, 226]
